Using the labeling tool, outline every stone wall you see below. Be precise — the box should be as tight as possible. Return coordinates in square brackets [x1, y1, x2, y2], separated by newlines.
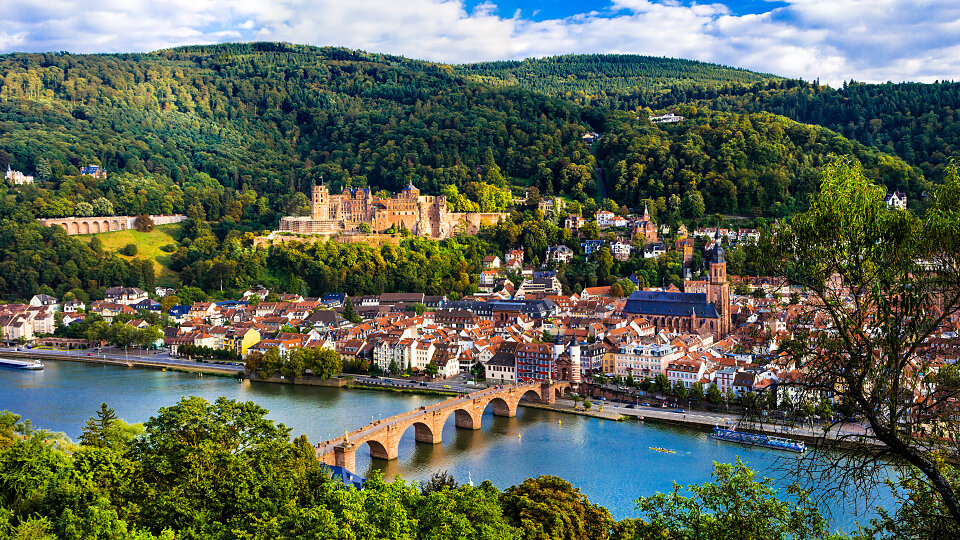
[38, 214, 187, 235]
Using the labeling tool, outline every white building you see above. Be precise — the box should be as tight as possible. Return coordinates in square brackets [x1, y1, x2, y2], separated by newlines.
[650, 113, 684, 124]
[885, 191, 907, 210]
[5, 165, 34, 185]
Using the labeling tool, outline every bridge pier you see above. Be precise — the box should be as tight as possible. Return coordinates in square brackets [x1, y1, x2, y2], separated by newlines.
[334, 443, 356, 472]
[489, 397, 516, 417]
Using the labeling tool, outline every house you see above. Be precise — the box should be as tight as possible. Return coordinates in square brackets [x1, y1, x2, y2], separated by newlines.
[479, 270, 502, 291]
[131, 298, 161, 312]
[643, 242, 667, 258]
[63, 300, 86, 313]
[595, 210, 615, 228]
[482, 255, 501, 269]
[545, 244, 574, 265]
[485, 351, 517, 383]
[666, 358, 707, 389]
[5, 165, 34, 185]
[515, 276, 563, 299]
[565, 214, 588, 233]
[104, 287, 147, 306]
[322, 293, 346, 308]
[30, 294, 59, 310]
[155, 287, 177, 297]
[885, 191, 907, 210]
[649, 113, 684, 124]
[580, 286, 612, 301]
[582, 132, 600, 145]
[610, 237, 632, 261]
[80, 165, 107, 178]
[504, 249, 524, 267]
[581, 239, 604, 256]
[224, 327, 261, 358]
[631, 205, 658, 244]
[89, 301, 134, 323]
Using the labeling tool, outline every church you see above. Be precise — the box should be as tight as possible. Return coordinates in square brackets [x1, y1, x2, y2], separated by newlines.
[622, 231, 731, 339]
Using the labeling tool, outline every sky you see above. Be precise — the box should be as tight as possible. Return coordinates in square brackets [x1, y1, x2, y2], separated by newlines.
[1, 0, 959, 86]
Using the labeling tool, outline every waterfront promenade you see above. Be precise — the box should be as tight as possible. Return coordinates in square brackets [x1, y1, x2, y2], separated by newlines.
[0, 346, 243, 375]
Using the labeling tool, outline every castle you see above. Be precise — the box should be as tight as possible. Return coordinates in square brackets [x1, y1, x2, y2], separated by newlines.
[278, 183, 508, 240]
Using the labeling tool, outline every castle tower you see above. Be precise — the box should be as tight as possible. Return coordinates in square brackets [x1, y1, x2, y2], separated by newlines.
[707, 229, 731, 336]
[311, 184, 330, 220]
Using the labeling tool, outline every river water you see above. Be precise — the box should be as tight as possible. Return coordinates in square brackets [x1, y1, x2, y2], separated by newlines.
[2, 359, 891, 533]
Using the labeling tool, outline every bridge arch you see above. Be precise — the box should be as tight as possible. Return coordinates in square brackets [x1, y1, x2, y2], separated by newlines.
[365, 439, 391, 461]
[91, 221, 101, 234]
[102, 220, 110, 232]
[80, 222, 90, 234]
[70, 222, 79, 234]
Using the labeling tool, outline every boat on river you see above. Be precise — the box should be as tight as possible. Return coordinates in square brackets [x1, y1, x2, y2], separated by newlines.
[0, 357, 44, 370]
[711, 427, 805, 453]
[649, 446, 676, 454]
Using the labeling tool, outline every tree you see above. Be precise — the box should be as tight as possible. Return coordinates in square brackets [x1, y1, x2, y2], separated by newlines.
[753, 160, 960, 528]
[74, 201, 94, 217]
[636, 459, 831, 540]
[342, 298, 361, 324]
[541, 330, 553, 343]
[388, 360, 399, 375]
[420, 470, 458, 494]
[134, 214, 155, 232]
[91, 197, 114, 216]
[689, 382, 705, 402]
[654, 374, 670, 394]
[424, 362, 439, 378]
[120, 243, 138, 256]
[79, 403, 118, 448]
[673, 382, 687, 401]
[706, 383, 722, 405]
[501, 476, 614, 540]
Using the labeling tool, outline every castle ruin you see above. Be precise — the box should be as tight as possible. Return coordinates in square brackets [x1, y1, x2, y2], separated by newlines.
[278, 183, 508, 240]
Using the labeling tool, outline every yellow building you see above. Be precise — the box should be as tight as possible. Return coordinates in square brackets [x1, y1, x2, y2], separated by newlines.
[225, 327, 261, 358]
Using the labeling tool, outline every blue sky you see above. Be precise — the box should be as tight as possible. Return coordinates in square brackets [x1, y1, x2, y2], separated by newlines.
[1, 1, 958, 86]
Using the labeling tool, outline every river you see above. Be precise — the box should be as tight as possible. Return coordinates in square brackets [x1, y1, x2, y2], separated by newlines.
[1, 359, 891, 533]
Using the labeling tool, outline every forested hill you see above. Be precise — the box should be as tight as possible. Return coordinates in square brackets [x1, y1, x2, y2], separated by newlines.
[631, 79, 960, 182]
[461, 56, 958, 183]
[455, 54, 781, 105]
[0, 42, 599, 203]
[0, 42, 921, 221]
[595, 109, 926, 220]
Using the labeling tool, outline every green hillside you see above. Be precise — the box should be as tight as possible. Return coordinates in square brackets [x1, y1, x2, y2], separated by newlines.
[455, 54, 782, 107]
[0, 42, 934, 302]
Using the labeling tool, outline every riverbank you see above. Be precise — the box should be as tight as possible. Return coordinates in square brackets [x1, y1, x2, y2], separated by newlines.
[0, 349, 242, 376]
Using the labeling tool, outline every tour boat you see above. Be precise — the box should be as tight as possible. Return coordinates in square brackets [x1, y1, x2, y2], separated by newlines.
[711, 427, 805, 453]
[649, 446, 676, 454]
[0, 357, 44, 370]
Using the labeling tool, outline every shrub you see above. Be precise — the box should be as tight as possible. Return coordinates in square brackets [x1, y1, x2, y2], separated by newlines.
[120, 243, 138, 256]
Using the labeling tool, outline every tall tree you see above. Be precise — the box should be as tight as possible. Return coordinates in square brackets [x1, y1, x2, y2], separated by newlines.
[753, 160, 960, 531]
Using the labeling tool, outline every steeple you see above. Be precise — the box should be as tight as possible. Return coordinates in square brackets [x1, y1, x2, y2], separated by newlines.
[711, 227, 725, 264]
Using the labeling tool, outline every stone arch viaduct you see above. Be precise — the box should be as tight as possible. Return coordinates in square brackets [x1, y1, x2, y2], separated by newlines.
[316, 381, 571, 472]
[39, 216, 128, 235]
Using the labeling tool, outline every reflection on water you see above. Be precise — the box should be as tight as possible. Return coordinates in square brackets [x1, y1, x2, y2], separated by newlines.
[0, 359, 890, 531]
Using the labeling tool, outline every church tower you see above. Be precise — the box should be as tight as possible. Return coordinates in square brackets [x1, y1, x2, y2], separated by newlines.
[707, 229, 731, 336]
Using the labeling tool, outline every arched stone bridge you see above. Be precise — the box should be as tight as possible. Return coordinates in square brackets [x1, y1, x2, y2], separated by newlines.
[316, 381, 571, 472]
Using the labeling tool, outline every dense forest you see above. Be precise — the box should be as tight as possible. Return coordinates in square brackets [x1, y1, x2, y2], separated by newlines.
[461, 57, 957, 183]
[595, 109, 927, 217]
[0, 43, 939, 303]
[456, 54, 781, 104]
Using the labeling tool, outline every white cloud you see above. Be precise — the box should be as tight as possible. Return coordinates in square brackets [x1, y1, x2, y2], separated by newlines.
[0, 0, 958, 86]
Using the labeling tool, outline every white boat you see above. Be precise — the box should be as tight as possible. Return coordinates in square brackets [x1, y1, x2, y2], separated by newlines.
[0, 357, 44, 370]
